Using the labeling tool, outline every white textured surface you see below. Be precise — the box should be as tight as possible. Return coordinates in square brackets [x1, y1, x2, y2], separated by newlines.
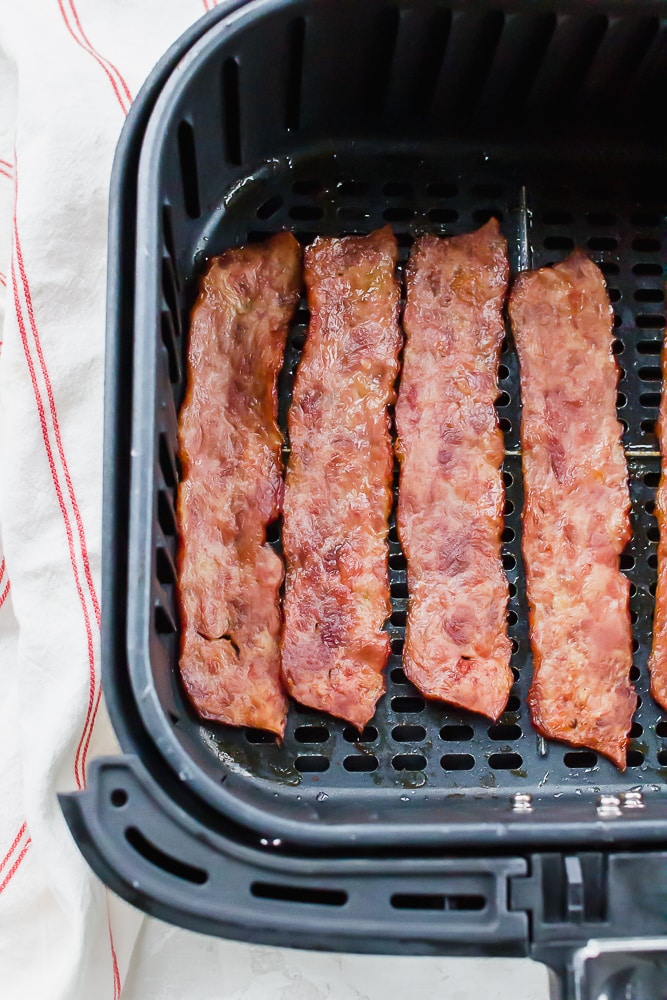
[0, 2, 552, 997]
[122, 921, 550, 1000]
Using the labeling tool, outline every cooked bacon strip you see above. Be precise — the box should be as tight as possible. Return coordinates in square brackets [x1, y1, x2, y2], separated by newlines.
[648, 340, 667, 709]
[509, 250, 636, 769]
[396, 219, 513, 720]
[281, 227, 401, 728]
[177, 233, 301, 736]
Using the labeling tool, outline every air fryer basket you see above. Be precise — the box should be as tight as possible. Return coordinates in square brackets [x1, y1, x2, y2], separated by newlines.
[61, 1, 667, 994]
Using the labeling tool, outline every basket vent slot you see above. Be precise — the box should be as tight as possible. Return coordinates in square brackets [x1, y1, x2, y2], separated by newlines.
[177, 120, 200, 219]
[125, 826, 208, 884]
[251, 882, 347, 907]
[390, 892, 485, 911]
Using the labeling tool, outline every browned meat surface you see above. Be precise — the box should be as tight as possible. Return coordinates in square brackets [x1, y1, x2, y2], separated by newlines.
[281, 227, 401, 728]
[177, 233, 302, 736]
[509, 250, 636, 769]
[395, 219, 513, 720]
[648, 339, 667, 709]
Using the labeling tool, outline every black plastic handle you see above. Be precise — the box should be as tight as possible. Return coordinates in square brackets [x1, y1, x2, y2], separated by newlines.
[61, 755, 530, 954]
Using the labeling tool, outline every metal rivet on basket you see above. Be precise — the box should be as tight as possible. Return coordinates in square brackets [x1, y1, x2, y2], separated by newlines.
[621, 790, 645, 809]
[597, 794, 622, 818]
[511, 792, 533, 813]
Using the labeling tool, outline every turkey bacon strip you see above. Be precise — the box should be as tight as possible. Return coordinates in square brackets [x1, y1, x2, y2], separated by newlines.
[509, 250, 636, 769]
[396, 219, 513, 720]
[648, 339, 667, 709]
[281, 227, 401, 728]
[177, 233, 302, 737]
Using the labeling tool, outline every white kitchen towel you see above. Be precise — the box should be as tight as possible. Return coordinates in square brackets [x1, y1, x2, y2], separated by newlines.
[0, 2, 549, 997]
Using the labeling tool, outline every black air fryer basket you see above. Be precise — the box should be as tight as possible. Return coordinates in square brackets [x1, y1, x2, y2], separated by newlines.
[61, 1, 667, 995]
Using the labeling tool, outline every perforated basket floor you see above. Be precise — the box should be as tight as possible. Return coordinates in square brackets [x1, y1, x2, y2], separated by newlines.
[138, 147, 667, 827]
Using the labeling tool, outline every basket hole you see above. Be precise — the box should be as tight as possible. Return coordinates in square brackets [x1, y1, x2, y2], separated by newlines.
[488, 723, 521, 741]
[245, 728, 275, 744]
[612, 339, 624, 355]
[289, 204, 323, 221]
[391, 637, 404, 656]
[507, 610, 518, 627]
[639, 366, 661, 382]
[427, 182, 457, 197]
[158, 432, 178, 489]
[630, 722, 643, 739]
[503, 553, 516, 571]
[496, 391, 511, 408]
[635, 288, 665, 304]
[294, 755, 329, 773]
[391, 580, 408, 599]
[656, 721, 667, 738]
[441, 753, 475, 771]
[294, 725, 329, 744]
[111, 789, 128, 808]
[607, 288, 621, 304]
[343, 754, 378, 772]
[161, 310, 181, 385]
[498, 364, 510, 380]
[640, 392, 661, 409]
[503, 470, 513, 487]
[391, 892, 485, 911]
[633, 237, 662, 253]
[648, 553, 658, 569]
[502, 526, 516, 543]
[440, 724, 474, 742]
[337, 181, 369, 196]
[616, 391, 627, 409]
[177, 120, 201, 219]
[637, 314, 665, 330]
[631, 209, 661, 227]
[256, 195, 284, 220]
[598, 261, 619, 276]
[543, 235, 574, 251]
[563, 751, 597, 768]
[389, 552, 406, 570]
[156, 546, 176, 587]
[392, 753, 426, 771]
[506, 695, 521, 712]
[633, 262, 663, 277]
[630, 664, 640, 682]
[659, 750, 667, 765]
[501, 336, 509, 353]
[343, 725, 377, 743]
[251, 882, 347, 907]
[542, 209, 573, 225]
[647, 524, 659, 541]
[428, 207, 458, 224]
[391, 609, 407, 627]
[383, 206, 414, 222]
[157, 489, 177, 537]
[222, 58, 242, 165]
[392, 724, 426, 742]
[383, 181, 412, 196]
[338, 206, 370, 222]
[392, 696, 425, 713]
[503, 497, 514, 516]
[508, 582, 517, 599]
[489, 752, 522, 770]
[627, 750, 644, 768]
[154, 602, 176, 636]
[644, 471, 660, 487]
[391, 667, 408, 684]
[498, 417, 512, 433]
[511, 665, 520, 682]
[619, 554, 635, 570]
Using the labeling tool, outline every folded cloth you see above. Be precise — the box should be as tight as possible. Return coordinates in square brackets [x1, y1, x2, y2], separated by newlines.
[0, 3, 548, 997]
